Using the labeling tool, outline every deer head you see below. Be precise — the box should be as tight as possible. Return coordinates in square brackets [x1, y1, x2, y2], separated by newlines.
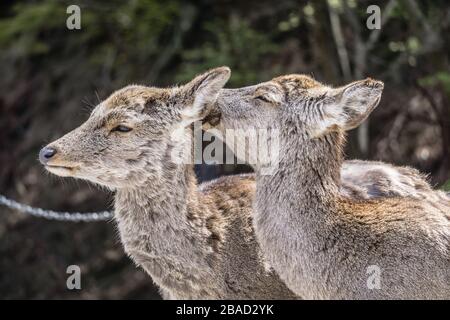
[213, 75, 383, 172]
[39, 67, 231, 189]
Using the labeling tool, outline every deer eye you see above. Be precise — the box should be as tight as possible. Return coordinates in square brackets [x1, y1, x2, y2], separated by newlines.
[255, 95, 272, 103]
[111, 125, 132, 133]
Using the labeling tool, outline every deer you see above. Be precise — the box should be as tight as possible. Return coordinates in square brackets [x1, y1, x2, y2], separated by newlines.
[38, 67, 297, 300]
[210, 74, 450, 299]
[39, 66, 447, 299]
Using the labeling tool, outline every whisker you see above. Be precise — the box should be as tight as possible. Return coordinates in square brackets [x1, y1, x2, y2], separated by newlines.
[95, 90, 102, 104]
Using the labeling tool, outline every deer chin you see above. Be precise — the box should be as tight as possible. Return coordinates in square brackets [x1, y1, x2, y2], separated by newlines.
[45, 164, 78, 177]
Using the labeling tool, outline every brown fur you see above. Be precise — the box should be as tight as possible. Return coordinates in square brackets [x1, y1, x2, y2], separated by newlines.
[40, 67, 449, 299]
[39, 68, 296, 299]
[213, 74, 450, 299]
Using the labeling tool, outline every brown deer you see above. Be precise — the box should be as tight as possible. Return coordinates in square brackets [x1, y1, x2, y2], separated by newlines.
[39, 67, 448, 299]
[212, 74, 450, 299]
[38, 67, 296, 299]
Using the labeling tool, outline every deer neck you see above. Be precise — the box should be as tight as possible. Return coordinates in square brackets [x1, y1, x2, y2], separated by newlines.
[114, 131, 203, 242]
[256, 130, 343, 219]
[113, 143, 218, 294]
[115, 162, 197, 225]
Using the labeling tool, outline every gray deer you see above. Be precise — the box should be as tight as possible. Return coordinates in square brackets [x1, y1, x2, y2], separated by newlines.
[211, 73, 450, 299]
[39, 67, 296, 299]
[39, 67, 448, 299]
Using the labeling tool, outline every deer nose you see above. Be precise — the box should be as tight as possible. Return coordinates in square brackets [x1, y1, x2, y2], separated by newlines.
[39, 147, 57, 165]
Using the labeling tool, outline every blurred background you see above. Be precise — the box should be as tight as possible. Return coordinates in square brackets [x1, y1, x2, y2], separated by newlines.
[0, 0, 449, 299]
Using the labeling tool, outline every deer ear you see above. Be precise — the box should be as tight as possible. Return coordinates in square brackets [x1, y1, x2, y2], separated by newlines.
[181, 67, 231, 123]
[338, 78, 384, 130]
[310, 78, 383, 138]
[311, 78, 384, 138]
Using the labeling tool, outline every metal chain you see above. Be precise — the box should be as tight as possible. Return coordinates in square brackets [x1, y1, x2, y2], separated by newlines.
[0, 194, 113, 222]
[2, 190, 448, 223]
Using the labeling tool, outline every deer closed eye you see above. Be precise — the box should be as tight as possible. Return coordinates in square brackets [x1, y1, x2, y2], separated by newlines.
[255, 95, 272, 103]
[111, 125, 133, 133]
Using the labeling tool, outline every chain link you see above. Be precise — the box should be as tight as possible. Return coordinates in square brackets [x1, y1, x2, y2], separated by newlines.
[0, 194, 113, 222]
[2, 190, 448, 223]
